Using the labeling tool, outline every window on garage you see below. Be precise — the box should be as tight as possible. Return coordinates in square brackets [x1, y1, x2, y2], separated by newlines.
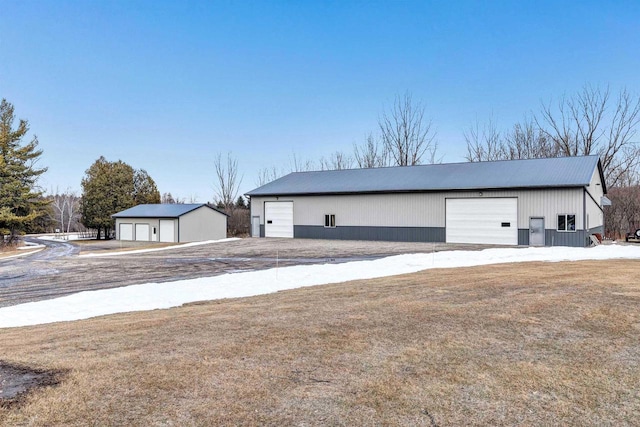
[324, 214, 336, 228]
[557, 214, 576, 232]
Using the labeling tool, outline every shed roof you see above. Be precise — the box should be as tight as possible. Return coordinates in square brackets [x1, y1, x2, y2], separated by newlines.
[246, 156, 605, 197]
[112, 203, 228, 218]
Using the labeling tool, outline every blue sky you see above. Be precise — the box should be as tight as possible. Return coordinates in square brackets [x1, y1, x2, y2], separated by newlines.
[1, 0, 639, 201]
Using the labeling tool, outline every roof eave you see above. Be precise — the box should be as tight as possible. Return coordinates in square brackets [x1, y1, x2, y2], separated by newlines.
[246, 184, 589, 198]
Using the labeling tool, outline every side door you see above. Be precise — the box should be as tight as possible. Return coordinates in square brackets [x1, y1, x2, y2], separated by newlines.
[529, 217, 545, 246]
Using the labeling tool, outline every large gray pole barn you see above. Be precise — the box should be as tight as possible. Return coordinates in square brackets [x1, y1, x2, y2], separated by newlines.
[246, 156, 608, 247]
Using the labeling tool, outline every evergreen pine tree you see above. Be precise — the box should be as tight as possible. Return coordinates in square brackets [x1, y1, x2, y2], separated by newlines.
[81, 157, 161, 239]
[0, 99, 47, 245]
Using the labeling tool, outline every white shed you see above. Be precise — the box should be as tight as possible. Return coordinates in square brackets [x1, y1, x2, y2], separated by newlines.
[112, 204, 228, 243]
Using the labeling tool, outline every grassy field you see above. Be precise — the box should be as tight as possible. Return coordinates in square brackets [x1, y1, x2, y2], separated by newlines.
[1, 260, 639, 426]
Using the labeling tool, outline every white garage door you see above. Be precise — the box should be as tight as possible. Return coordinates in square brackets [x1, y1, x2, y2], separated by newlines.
[265, 201, 293, 238]
[159, 219, 175, 242]
[446, 198, 518, 245]
[119, 223, 133, 240]
[135, 223, 150, 241]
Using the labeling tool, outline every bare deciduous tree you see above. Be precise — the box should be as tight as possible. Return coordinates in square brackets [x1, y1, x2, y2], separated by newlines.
[214, 152, 242, 210]
[379, 92, 438, 166]
[605, 177, 640, 238]
[465, 85, 640, 188]
[353, 133, 389, 168]
[49, 189, 81, 233]
[161, 192, 176, 204]
[464, 117, 504, 162]
[290, 153, 316, 172]
[255, 166, 283, 187]
[319, 151, 354, 170]
[466, 116, 558, 162]
[161, 192, 186, 204]
[503, 118, 558, 160]
[537, 85, 640, 187]
[214, 152, 249, 236]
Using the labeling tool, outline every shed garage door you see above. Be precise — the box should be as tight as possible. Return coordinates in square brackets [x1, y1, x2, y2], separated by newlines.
[135, 223, 150, 241]
[159, 219, 175, 243]
[119, 223, 133, 240]
[446, 198, 518, 245]
[264, 201, 293, 238]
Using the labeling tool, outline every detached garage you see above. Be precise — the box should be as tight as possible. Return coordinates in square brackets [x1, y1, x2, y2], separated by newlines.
[246, 156, 609, 247]
[112, 204, 228, 243]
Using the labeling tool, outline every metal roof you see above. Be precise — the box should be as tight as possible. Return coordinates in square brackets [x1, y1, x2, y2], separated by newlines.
[246, 156, 605, 197]
[112, 204, 228, 218]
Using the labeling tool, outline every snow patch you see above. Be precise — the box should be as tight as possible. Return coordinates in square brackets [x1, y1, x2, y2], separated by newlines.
[78, 237, 241, 257]
[38, 234, 86, 242]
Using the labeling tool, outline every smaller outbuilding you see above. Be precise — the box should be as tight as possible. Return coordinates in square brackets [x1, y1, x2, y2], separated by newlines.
[112, 204, 228, 243]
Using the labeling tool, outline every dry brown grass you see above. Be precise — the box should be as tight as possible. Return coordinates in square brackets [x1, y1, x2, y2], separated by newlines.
[1, 260, 639, 426]
[71, 239, 180, 252]
[0, 249, 40, 259]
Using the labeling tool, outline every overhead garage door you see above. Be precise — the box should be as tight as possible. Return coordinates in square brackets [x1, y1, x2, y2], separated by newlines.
[119, 223, 133, 241]
[446, 198, 518, 245]
[159, 219, 175, 243]
[135, 223, 150, 241]
[265, 201, 293, 238]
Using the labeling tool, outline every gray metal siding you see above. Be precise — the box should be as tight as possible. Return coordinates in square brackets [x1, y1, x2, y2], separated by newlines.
[251, 189, 584, 230]
[518, 229, 529, 246]
[179, 206, 227, 242]
[250, 187, 591, 246]
[294, 225, 445, 242]
[547, 230, 588, 247]
[115, 218, 160, 241]
[519, 228, 591, 247]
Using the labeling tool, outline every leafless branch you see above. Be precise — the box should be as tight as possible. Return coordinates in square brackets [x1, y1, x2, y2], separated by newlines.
[319, 151, 354, 171]
[214, 152, 242, 210]
[379, 92, 438, 166]
[353, 133, 389, 168]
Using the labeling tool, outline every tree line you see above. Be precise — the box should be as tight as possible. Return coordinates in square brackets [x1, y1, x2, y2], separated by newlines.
[2, 85, 640, 245]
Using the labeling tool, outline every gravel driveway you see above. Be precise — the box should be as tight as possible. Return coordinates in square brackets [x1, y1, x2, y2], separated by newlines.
[0, 237, 495, 308]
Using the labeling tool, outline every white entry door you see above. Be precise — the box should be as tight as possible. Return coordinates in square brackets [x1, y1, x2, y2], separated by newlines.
[159, 219, 175, 242]
[264, 201, 293, 238]
[135, 223, 150, 241]
[119, 223, 133, 240]
[446, 198, 518, 245]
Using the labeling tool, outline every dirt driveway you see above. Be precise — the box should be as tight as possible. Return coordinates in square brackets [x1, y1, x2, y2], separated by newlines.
[0, 237, 494, 308]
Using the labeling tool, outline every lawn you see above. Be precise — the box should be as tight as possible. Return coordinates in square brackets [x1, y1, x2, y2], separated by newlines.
[1, 260, 638, 426]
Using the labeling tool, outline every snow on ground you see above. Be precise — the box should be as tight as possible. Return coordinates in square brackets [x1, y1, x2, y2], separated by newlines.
[19, 242, 46, 250]
[78, 238, 241, 257]
[38, 233, 88, 241]
[1, 245, 640, 328]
